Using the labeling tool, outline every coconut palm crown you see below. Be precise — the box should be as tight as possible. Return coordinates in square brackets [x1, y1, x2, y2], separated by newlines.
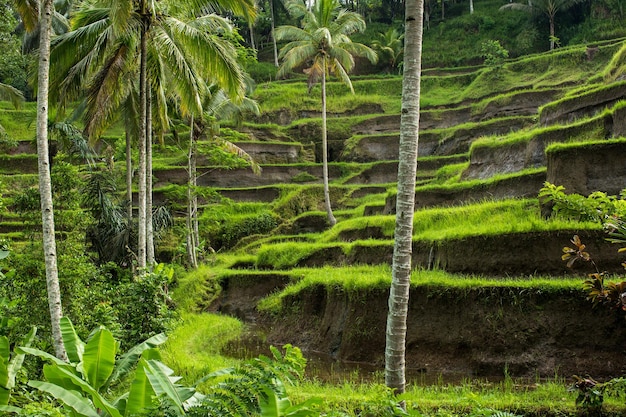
[275, 0, 377, 226]
[275, 0, 377, 91]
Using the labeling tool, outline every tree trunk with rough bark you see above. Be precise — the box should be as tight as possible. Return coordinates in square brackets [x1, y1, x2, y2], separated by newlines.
[146, 90, 154, 267]
[320, 61, 336, 227]
[270, 0, 278, 67]
[186, 116, 198, 269]
[385, 0, 424, 399]
[137, 5, 148, 270]
[36, 0, 68, 362]
[126, 129, 133, 220]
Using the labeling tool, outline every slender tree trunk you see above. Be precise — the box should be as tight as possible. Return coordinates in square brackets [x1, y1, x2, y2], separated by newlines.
[36, 0, 67, 362]
[320, 61, 336, 227]
[469, 0, 474, 14]
[441, 0, 445, 19]
[549, 15, 555, 50]
[385, 0, 424, 399]
[249, 21, 256, 50]
[126, 128, 133, 220]
[270, 0, 278, 67]
[146, 90, 155, 267]
[137, 6, 148, 270]
[186, 116, 198, 269]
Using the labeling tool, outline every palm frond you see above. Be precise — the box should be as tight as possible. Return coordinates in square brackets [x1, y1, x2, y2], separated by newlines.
[12, 0, 38, 33]
[83, 42, 135, 141]
[0, 83, 25, 109]
[499, 2, 533, 12]
[168, 0, 257, 22]
[50, 121, 97, 166]
[277, 44, 318, 78]
[215, 138, 262, 175]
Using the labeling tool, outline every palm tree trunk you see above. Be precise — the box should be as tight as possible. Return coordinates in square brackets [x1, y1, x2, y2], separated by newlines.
[385, 0, 424, 398]
[320, 61, 336, 227]
[146, 90, 155, 267]
[137, 6, 148, 270]
[36, 0, 67, 362]
[270, 0, 278, 67]
[186, 115, 198, 269]
[126, 128, 133, 220]
[549, 15, 555, 50]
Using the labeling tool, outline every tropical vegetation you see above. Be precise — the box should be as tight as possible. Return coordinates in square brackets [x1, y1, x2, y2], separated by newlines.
[2, 0, 626, 415]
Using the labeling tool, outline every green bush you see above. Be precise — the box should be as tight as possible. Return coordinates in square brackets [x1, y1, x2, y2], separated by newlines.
[245, 61, 279, 83]
[217, 212, 279, 250]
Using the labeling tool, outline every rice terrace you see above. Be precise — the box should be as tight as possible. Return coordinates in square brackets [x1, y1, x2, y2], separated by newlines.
[3, 0, 626, 415]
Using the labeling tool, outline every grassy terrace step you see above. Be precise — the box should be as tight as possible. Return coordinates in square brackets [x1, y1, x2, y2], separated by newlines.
[153, 162, 391, 189]
[248, 228, 606, 275]
[0, 154, 38, 174]
[210, 266, 626, 380]
[539, 80, 626, 126]
[383, 169, 546, 212]
[341, 116, 535, 162]
[464, 103, 624, 180]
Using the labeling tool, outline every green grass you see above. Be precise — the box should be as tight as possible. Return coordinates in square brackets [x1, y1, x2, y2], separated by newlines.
[258, 266, 586, 315]
[160, 312, 243, 384]
[293, 373, 626, 416]
[538, 80, 626, 118]
[546, 136, 626, 154]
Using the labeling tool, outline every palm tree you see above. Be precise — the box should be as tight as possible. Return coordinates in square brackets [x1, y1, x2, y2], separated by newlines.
[371, 28, 404, 73]
[500, 0, 584, 50]
[29, 0, 68, 361]
[48, 0, 255, 269]
[385, 0, 424, 402]
[275, 0, 377, 227]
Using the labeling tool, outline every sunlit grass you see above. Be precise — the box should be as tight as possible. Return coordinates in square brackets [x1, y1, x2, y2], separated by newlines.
[160, 312, 243, 384]
[257, 266, 585, 315]
[293, 374, 626, 416]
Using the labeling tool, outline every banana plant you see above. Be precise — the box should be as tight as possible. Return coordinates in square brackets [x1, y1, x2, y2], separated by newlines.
[0, 326, 36, 413]
[21, 317, 201, 416]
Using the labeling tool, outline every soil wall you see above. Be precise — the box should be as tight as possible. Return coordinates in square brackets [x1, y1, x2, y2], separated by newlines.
[253, 283, 626, 379]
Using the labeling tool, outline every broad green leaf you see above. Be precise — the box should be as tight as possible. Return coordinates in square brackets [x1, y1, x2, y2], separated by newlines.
[17, 347, 69, 367]
[0, 387, 9, 406]
[42, 364, 122, 417]
[28, 381, 99, 417]
[0, 336, 10, 387]
[260, 387, 292, 417]
[144, 360, 195, 414]
[125, 359, 155, 416]
[0, 250, 8, 260]
[104, 333, 166, 389]
[0, 404, 22, 413]
[83, 327, 116, 390]
[6, 327, 36, 389]
[43, 364, 83, 394]
[61, 317, 85, 364]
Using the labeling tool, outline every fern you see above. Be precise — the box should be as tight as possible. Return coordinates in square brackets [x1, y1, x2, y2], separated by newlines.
[187, 345, 314, 417]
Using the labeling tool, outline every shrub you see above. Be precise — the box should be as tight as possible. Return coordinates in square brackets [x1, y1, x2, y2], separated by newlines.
[481, 39, 509, 69]
[217, 212, 279, 250]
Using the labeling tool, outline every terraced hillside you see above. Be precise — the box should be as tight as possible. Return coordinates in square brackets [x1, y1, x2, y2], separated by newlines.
[4, 40, 626, 380]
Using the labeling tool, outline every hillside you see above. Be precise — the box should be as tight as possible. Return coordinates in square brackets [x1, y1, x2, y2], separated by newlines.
[4, 35, 626, 390]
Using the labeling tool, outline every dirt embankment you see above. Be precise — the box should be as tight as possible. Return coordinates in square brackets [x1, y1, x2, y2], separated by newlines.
[214, 275, 626, 380]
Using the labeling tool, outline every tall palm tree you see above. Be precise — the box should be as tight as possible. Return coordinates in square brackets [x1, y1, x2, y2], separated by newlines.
[28, 0, 68, 361]
[385, 0, 424, 401]
[275, 0, 377, 227]
[48, 0, 255, 269]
